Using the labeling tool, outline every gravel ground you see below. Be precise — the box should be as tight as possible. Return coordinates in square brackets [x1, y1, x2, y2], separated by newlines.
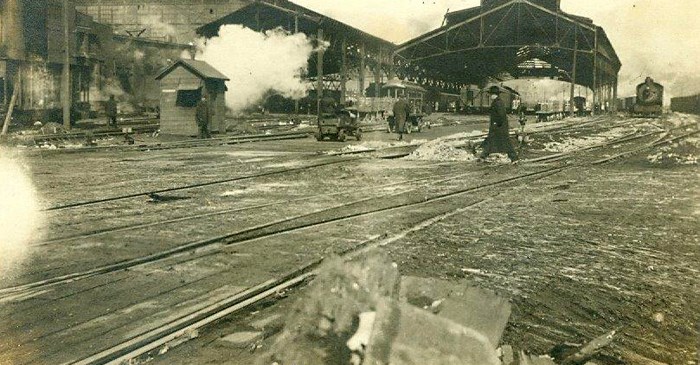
[1, 113, 696, 365]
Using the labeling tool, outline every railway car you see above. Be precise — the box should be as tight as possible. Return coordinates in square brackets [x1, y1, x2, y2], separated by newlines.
[632, 77, 663, 117]
[432, 92, 460, 113]
[383, 79, 430, 133]
[670, 94, 700, 115]
[458, 84, 521, 114]
[573, 96, 590, 116]
[616, 96, 636, 113]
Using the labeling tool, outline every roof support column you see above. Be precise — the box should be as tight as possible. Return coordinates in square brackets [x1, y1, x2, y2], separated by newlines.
[340, 37, 347, 104]
[255, 6, 261, 31]
[294, 14, 299, 114]
[592, 28, 598, 115]
[388, 52, 396, 80]
[3, 69, 8, 107]
[62, 0, 72, 130]
[373, 46, 383, 114]
[479, 11, 484, 46]
[612, 75, 618, 112]
[316, 27, 324, 120]
[569, 27, 578, 117]
[374, 47, 382, 97]
[358, 42, 366, 96]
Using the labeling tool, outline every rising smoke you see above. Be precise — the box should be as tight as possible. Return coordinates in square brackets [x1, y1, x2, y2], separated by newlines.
[0, 151, 43, 279]
[196, 25, 326, 113]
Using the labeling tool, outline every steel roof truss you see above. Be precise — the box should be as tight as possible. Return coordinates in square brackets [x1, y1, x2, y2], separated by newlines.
[483, 4, 516, 46]
[523, 4, 554, 42]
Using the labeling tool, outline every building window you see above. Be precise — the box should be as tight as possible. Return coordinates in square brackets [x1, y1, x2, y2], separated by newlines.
[176, 89, 201, 107]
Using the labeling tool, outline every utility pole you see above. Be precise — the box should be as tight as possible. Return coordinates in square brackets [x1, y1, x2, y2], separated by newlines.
[316, 28, 324, 121]
[62, 0, 71, 129]
[294, 14, 299, 114]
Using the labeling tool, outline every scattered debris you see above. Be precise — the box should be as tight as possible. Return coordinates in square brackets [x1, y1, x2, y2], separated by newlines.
[147, 193, 191, 203]
[647, 138, 698, 165]
[219, 331, 264, 348]
[256, 251, 615, 365]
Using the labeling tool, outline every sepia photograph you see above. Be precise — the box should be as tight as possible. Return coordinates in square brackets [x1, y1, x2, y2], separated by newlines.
[0, 0, 698, 364]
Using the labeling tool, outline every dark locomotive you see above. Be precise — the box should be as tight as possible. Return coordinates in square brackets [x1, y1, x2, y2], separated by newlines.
[632, 77, 664, 117]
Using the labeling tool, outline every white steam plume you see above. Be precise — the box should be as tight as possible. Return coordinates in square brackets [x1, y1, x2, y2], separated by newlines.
[0, 151, 43, 279]
[197, 25, 324, 113]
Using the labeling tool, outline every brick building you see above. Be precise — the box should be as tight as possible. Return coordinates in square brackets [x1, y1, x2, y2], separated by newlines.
[75, 0, 250, 44]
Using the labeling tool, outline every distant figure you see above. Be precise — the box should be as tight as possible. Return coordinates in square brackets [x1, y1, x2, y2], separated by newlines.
[196, 94, 211, 139]
[479, 86, 518, 163]
[392, 96, 410, 141]
[106, 95, 118, 127]
[517, 103, 528, 146]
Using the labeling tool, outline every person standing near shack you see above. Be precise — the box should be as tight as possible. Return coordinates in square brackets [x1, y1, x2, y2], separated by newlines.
[196, 93, 211, 139]
[106, 95, 118, 128]
[479, 85, 518, 163]
[392, 96, 410, 141]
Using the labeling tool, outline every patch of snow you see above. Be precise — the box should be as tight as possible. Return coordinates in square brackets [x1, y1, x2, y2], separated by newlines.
[542, 127, 633, 153]
[220, 190, 247, 197]
[404, 131, 486, 162]
[327, 139, 427, 155]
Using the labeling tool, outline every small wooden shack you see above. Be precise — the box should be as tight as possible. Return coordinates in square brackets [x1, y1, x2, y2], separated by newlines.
[155, 59, 229, 136]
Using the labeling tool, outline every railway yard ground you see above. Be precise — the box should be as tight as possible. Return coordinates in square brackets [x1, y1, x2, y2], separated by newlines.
[0, 112, 698, 365]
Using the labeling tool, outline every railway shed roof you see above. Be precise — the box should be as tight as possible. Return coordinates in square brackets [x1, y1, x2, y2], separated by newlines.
[395, 0, 622, 90]
[196, 0, 396, 78]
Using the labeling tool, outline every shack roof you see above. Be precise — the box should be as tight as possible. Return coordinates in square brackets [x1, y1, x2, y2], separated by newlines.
[155, 59, 230, 81]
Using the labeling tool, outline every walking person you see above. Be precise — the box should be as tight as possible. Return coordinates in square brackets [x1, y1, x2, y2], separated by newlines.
[106, 95, 118, 128]
[392, 96, 410, 141]
[479, 86, 518, 163]
[517, 102, 528, 146]
[196, 93, 212, 139]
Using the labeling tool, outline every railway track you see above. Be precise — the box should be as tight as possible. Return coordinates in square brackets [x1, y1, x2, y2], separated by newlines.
[9, 119, 650, 295]
[6, 118, 694, 365]
[42, 141, 424, 212]
[27, 130, 313, 155]
[38, 118, 654, 242]
[65, 125, 680, 365]
[60, 167, 566, 365]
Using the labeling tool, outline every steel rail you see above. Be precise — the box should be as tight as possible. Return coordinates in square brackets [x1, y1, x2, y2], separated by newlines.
[1, 164, 565, 299]
[67, 167, 568, 365]
[16, 121, 687, 364]
[81, 126, 693, 365]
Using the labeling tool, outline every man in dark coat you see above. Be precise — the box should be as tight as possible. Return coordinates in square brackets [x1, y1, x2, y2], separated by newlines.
[105, 95, 118, 127]
[479, 85, 518, 163]
[196, 94, 211, 139]
[392, 96, 410, 141]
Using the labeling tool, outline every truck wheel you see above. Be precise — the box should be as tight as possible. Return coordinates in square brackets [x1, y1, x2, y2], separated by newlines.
[405, 124, 412, 134]
[337, 130, 346, 142]
[315, 132, 323, 141]
[355, 129, 363, 141]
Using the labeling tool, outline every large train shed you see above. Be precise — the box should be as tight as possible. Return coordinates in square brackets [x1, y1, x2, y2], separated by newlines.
[396, 0, 622, 111]
[196, 0, 396, 110]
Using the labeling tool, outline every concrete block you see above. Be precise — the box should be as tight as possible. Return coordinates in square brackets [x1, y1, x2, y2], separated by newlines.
[519, 351, 557, 365]
[219, 331, 263, 348]
[399, 276, 511, 348]
[250, 314, 283, 331]
[500, 344, 515, 365]
[364, 299, 500, 365]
